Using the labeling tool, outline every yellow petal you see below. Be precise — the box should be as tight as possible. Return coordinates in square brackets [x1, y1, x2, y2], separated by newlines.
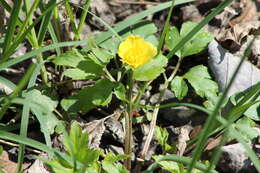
[118, 35, 157, 69]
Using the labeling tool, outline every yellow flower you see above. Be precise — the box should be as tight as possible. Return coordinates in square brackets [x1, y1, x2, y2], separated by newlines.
[118, 35, 157, 69]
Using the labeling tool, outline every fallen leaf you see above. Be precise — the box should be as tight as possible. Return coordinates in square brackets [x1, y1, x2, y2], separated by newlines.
[0, 150, 18, 173]
[27, 159, 50, 173]
[208, 40, 260, 97]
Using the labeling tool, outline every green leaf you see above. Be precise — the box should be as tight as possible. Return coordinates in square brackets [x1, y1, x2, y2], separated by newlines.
[25, 89, 59, 136]
[180, 22, 214, 57]
[166, 22, 213, 58]
[91, 47, 114, 64]
[104, 153, 129, 163]
[133, 54, 168, 81]
[52, 49, 85, 67]
[182, 31, 214, 57]
[154, 126, 172, 152]
[130, 21, 158, 39]
[114, 83, 127, 101]
[165, 26, 181, 57]
[99, 37, 120, 56]
[171, 76, 188, 100]
[63, 59, 104, 80]
[64, 122, 102, 165]
[183, 65, 218, 99]
[153, 155, 181, 173]
[102, 161, 120, 173]
[234, 117, 258, 142]
[61, 79, 114, 113]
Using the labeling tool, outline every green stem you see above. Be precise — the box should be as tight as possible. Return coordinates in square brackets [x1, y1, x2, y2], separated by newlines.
[0, 63, 36, 120]
[124, 70, 134, 170]
[75, 0, 91, 40]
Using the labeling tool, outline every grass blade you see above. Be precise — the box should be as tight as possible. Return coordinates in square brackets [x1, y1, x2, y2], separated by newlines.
[17, 62, 42, 172]
[0, 63, 37, 120]
[83, 0, 194, 51]
[186, 21, 257, 173]
[146, 154, 217, 173]
[0, 76, 16, 91]
[0, 40, 86, 71]
[37, 0, 57, 45]
[2, 0, 22, 54]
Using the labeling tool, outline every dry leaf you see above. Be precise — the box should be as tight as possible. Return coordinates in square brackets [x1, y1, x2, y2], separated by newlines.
[0, 150, 18, 173]
[208, 40, 260, 97]
[84, 118, 106, 149]
[27, 159, 50, 173]
[176, 125, 192, 156]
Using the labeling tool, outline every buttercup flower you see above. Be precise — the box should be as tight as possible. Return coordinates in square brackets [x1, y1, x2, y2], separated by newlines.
[118, 35, 157, 69]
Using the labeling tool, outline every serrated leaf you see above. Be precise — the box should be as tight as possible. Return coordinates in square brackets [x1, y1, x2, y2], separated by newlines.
[171, 76, 188, 100]
[64, 122, 102, 165]
[52, 49, 85, 67]
[166, 22, 213, 58]
[61, 79, 114, 113]
[180, 22, 213, 57]
[133, 54, 168, 81]
[25, 89, 59, 135]
[183, 65, 218, 99]
[165, 26, 181, 57]
[182, 31, 214, 57]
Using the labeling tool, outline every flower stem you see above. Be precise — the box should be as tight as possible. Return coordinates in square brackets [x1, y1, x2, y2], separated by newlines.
[124, 70, 134, 170]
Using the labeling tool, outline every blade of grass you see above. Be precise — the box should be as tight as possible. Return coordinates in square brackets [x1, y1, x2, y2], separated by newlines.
[157, 0, 175, 53]
[0, 1, 62, 62]
[0, 130, 55, 154]
[204, 30, 260, 172]
[87, 11, 123, 41]
[216, 116, 260, 172]
[0, 40, 86, 71]
[188, 82, 260, 147]
[166, 0, 234, 59]
[37, 0, 57, 46]
[75, 0, 91, 40]
[186, 18, 255, 173]
[48, 23, 61, 55]
[0, 63, 37, 120]
[64, 0, 78, 39]
[17, 62, 42, 172]
[15, 0, 40, 40]
[2, 0, 22, 54]
[82, 0, 195, 51]
[0, 0, 35, 47]
[145, 154, 217, 173]
[0, 76, 16, 91]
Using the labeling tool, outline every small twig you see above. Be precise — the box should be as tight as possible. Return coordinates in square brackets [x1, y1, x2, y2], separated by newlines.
[113, 0, 160, 5]
[139, 58, 182, 161]
[0, 139, 42, 154]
